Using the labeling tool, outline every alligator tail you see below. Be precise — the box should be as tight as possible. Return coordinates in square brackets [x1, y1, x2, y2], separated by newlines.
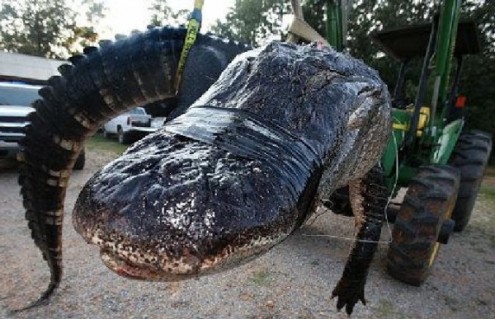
[17, 26, 189, 306]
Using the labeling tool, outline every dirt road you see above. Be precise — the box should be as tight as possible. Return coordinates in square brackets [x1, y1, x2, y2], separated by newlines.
[1, 150, 494, 319]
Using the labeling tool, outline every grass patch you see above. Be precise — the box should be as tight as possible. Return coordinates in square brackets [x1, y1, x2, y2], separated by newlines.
[480, 185, 495, 201]
[250, 268, 273, 286]
[475, 169, 495, 246]
[86, 134, 128, 155]
[481, 165, 495, 202]
[375, 299, 396, 317]
[375, 299, 412, 319]
[485, 166, 495, 177]
[310, 260, 320, 266]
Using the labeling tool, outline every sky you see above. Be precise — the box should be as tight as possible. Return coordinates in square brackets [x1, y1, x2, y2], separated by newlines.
[100, 0, 235, 38]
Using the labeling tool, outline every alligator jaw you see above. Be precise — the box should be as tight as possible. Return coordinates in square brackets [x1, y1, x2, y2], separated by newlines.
[101, 250, 169, 280]
[77, 214, 289, 281]
[98, 238, 281, 281]
[100, 250, 204, 281]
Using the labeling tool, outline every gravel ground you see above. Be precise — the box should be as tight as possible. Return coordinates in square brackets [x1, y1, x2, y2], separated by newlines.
[1, 150, 494, 319]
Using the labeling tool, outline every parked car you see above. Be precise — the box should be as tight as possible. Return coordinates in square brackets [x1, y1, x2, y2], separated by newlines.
[0, 82, 85, 169]
[103, 107, 164, 144]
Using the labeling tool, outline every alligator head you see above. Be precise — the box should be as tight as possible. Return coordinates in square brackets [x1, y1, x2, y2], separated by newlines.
[73, 42, 391, 282]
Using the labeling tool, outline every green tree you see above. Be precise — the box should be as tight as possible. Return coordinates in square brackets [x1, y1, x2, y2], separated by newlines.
[65, 0, 107, 52]
[211, 0, 290, 46]
[84, 0, 106, 24]
[148, 0, 189, 27]
[0, 0, 106, 58]
[457, 1, 495, 135]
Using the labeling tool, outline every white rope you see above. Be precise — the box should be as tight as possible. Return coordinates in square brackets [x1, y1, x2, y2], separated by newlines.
[299, 234, 391, 245]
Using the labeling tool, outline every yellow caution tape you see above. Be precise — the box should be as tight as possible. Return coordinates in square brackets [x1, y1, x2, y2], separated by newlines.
[174, 1, 204, 93]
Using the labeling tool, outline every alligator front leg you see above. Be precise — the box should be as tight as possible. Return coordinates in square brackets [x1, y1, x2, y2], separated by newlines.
[332, 166, 388, 315]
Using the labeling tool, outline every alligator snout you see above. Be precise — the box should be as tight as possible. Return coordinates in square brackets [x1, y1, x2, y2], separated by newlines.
[73, 132, 308, 280]
[99, 245, 213, 281]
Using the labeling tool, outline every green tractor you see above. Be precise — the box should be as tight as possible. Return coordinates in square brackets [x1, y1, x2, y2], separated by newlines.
[309, 0, 492, 285]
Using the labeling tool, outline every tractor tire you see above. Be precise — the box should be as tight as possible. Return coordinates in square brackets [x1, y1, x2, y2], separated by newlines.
[73, 149, 85, 170]
[387, 165, 459, 286]
[448, 130, 492, 231]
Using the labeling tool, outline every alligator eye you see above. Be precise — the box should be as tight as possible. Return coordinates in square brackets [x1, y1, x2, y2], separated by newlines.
[347, 104, 372, 130]
[347, 87, 382, 130]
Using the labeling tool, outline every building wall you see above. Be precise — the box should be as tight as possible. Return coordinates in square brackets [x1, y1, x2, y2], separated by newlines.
[0, 51, 65, 84]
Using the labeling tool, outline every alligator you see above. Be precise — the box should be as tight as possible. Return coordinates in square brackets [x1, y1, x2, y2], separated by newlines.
[18, 26, 391, 315]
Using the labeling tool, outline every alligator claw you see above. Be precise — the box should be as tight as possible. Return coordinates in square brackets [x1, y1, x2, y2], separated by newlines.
[332, 278, 366, 315]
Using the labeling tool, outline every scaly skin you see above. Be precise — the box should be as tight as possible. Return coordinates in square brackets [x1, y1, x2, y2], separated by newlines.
[74, 42, 391, 313]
